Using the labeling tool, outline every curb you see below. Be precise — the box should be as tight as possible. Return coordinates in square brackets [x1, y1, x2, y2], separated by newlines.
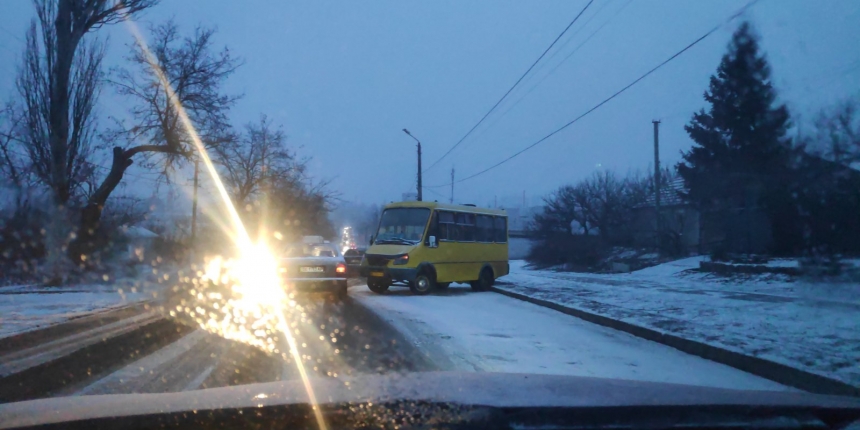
[490, 286, 860, 398]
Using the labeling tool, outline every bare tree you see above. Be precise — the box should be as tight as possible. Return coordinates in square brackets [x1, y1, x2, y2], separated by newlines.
[536, 184, 593, 236]
[268, 175, 338, 240]
[0, 104, 34, 209]
[356, 203, 381, 243]
[536, 170, 659, 240]
[581, 170, 629, 239]
[813, 99, 860, 167]
[214, 115, 305, 209]
[72, 20, 239, 261]
[793, 98, 860, 258]
[14, 0, 157, 280]
[99, 195, 149, 232]
[210, 114, 342, 240]
[17, 0, 157, 206]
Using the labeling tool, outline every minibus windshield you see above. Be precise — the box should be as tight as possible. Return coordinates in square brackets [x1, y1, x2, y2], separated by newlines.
[375, 208, 430, 244]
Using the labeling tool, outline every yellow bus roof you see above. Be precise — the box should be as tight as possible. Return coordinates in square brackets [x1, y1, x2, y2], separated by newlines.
[383, 200, 507, 216]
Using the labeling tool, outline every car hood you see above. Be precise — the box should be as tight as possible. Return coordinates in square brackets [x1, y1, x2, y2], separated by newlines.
[366, 244, 415, 256]
[2, 371, 859, 429]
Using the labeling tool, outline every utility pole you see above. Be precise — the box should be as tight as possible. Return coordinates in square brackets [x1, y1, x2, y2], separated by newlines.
[403, 129, 422, 201]
[652, 120, 661, 252]
[191, 156, 200, 244]
[450, 167, 454, 204]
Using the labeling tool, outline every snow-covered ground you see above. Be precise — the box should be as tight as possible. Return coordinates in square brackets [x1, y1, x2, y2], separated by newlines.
[0, 283, 152, 339]
[499, 258, 860, 387]
[351, 286, 789, 391]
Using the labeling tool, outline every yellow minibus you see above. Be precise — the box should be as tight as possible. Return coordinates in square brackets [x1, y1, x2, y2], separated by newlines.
[360, 201, 509, 295]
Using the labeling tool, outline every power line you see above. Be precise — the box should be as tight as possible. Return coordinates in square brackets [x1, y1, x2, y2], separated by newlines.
[422, 0, 595, 174]
[423, 186, 446, 200]
[466, 0, 634, 147]
[518, 0, 619, 86]
[427, 0, 758, 188]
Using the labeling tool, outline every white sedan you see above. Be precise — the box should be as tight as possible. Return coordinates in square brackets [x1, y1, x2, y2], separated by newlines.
[280, 242, 348, 298]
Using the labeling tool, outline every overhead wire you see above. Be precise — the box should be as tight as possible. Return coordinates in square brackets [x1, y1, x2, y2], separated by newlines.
[515, 0, 619, 89]
[426, 0, 759, 188]
[422, 0, 596, 174]
[423, 186, 447, 200]
[466, 0, 634, 146]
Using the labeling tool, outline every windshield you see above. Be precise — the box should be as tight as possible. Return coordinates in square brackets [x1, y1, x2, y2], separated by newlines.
[374, 208, 430, 244]
[1, 1, 859, 428]
[283, 243, 340, 258]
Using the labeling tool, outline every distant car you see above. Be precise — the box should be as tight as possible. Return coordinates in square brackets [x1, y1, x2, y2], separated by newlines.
[280, 242, 348, 298]
[343, 248, 366, 277]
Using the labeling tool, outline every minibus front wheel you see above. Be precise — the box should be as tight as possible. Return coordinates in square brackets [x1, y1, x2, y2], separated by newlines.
[410, 269, 436, 295]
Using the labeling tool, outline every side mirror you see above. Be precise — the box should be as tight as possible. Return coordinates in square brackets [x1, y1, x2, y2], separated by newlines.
[429, 236, 437, 248]
[369, 236, 374, 246]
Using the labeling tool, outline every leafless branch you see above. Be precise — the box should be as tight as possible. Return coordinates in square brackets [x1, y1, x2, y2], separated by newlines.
[15, 0, 157, 208]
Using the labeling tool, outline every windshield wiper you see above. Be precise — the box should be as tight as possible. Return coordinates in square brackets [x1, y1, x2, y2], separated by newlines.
[376, 237, 418, 245]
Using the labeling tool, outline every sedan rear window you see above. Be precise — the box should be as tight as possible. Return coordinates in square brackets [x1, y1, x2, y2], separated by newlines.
[284, 243, 339, 257]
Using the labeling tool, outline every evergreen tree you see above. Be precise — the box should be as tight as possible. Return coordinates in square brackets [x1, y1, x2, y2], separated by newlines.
[677, 22, 799, 254]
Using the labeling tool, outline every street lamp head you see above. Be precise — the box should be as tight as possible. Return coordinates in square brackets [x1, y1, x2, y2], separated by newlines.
[402, 128, 410, 135]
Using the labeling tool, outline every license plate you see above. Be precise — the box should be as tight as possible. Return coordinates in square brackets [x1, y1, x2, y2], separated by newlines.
[300, 266, 325, 273]
[370, 271, 384, 277]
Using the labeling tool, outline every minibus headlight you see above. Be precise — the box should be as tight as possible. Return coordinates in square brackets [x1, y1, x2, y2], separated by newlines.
[393, 254, 409, 265]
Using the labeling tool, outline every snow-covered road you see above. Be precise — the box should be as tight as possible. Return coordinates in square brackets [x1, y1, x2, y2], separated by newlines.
[0, 284, 151, 339]
[352, 285, 789, 392]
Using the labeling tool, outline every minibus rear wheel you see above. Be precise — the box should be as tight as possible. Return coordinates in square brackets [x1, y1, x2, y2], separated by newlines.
[367, 278, 389, 294]
[470, 267, 494, 292]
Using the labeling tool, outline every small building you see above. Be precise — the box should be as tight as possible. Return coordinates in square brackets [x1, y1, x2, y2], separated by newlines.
[632, 177, 772, 255]
[505, 205, 542, 235]
[125, 225, 159, 263]
[631, 178, 700, 255]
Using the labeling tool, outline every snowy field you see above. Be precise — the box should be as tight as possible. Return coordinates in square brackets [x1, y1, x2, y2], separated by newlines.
[0, 283, 151, 339]
[499, 258, 860, 387]
[351, 286, 788, 391]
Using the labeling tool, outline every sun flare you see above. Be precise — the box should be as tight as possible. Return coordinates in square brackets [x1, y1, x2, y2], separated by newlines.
[121, 18, 329, 430]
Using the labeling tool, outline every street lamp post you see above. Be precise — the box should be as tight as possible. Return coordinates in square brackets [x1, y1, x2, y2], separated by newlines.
[402, 128, 422, 202]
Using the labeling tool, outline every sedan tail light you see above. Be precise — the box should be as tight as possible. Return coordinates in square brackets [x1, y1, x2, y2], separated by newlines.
[336, 263, 347, 274]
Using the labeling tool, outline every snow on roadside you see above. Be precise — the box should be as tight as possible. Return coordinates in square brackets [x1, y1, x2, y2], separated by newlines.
[0, 283, 153, 339]
[352, 287, 789, 391]
[499, 259, 860, 387]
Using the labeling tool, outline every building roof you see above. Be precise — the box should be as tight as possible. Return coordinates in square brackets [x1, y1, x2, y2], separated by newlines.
[384, 200, 507, 216]
[637, 178, 688, 209]
[124, 225, 159, 239]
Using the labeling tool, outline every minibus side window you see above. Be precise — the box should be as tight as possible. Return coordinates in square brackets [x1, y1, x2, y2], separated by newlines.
[457, 213, 476, 241]
[438, 211, 456, 241]
[476, 215, 493, 242]
[494, 216, 507, 243]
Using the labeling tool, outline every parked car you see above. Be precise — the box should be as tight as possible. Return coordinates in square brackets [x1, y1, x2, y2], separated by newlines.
[280, 242, 348, 298]
[343, 247, 366, 277]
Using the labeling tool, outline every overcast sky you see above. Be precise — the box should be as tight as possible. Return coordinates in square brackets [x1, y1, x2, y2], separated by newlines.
[1, 0, 859, 210]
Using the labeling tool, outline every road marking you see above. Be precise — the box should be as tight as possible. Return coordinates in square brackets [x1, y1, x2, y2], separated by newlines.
[77, 330, 206, 395]
[0, 312, 160, 377]
[182, 364, 215, 391]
